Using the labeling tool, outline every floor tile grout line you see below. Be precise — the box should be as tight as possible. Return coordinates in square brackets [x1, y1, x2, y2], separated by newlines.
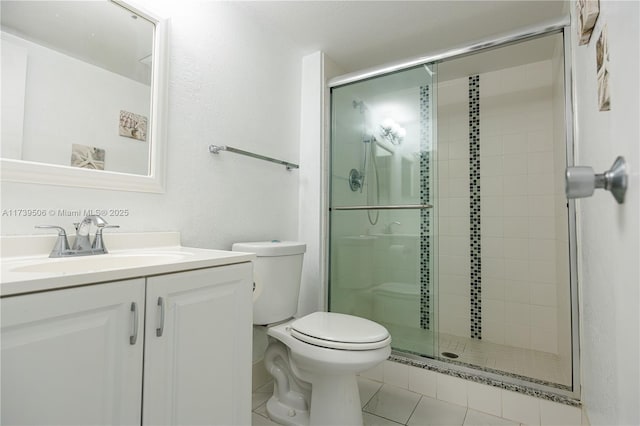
[361, 379, 384, 410]
[404, 394, 423, 425]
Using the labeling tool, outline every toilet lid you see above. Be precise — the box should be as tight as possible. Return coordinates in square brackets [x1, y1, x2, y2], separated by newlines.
[290, 312, 391, 351]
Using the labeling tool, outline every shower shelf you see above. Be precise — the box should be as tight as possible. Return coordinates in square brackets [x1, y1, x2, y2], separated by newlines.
[208, 145, 299, 170]
[330, 204, 432, 211]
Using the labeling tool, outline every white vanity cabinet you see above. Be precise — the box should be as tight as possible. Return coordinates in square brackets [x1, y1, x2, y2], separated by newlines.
[1, 279, 146, 425]
[1, 262, 253, 426]
[143, 263, 253, 425]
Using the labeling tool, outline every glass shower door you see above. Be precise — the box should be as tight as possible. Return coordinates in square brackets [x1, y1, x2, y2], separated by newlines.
[329, 65, 437, 357]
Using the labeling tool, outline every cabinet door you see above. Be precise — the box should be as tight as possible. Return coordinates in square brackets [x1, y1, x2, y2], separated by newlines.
[143, 263, 253, 426]
[1, 279, 145, 426]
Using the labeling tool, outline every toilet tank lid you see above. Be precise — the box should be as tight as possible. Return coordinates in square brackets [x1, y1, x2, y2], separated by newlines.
[232, 241, 306, 256]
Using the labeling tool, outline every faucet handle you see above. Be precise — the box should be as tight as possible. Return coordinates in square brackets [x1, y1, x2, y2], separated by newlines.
[35, 225, 71, 256]
[35, 225, 67, 236]
[92, 224, 120, 252]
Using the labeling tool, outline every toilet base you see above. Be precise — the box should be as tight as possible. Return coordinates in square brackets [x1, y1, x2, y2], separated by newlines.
[266, 395, 310, 426]
[266, 374, 363, 426]
[308, 374, 363, 426]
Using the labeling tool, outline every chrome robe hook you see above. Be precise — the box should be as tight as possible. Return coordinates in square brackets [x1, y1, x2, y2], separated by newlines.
[566, 156, 628, 204]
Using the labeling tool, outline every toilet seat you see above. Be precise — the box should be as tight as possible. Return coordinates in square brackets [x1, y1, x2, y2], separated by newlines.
[290, 312, 391, 351]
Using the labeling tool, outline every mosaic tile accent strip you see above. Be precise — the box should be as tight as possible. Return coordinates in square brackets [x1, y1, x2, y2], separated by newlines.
[419, 84, 432, 330]
[388, 353, 580, 407]
[468, 75, 482, 340]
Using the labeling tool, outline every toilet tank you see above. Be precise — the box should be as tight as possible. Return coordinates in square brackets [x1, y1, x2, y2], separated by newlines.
[232, 241, 306, 325]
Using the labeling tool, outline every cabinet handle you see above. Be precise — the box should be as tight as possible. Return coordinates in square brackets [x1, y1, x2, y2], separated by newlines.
[130, 302, 139, 345]
[156, 297, 165, 337]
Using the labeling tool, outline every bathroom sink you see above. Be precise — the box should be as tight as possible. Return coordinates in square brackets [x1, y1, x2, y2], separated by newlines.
[1, 232, 257, 296]
[9, 252, 190, 274]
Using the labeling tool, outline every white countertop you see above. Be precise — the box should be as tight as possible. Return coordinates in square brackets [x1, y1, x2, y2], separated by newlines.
[1, 232, 255, 297]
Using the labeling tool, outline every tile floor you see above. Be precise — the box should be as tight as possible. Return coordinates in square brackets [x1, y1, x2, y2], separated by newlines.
[252, 377, 523, 426]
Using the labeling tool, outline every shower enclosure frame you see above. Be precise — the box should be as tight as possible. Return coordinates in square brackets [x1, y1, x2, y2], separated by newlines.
[326, 17, 581, 400]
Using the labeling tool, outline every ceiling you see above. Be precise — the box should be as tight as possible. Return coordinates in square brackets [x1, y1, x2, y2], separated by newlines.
[0, 1, 568, 85]
[235, 1, 569, 74]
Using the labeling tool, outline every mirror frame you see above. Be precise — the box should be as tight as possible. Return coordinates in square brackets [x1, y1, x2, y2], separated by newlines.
[0, 0, 169, 193]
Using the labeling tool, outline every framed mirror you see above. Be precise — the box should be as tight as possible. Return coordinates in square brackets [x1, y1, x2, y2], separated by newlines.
[0, 0, 168, 193]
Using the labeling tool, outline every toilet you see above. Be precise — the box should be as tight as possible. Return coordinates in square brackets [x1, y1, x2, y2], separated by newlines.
[232, 241, 391, 426]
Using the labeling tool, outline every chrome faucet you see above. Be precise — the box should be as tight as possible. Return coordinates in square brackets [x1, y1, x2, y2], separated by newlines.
[72, 215, 107, 251]
[36, 215, 119, 257]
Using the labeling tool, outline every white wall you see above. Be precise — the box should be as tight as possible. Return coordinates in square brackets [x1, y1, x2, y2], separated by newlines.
[570, 1, 640, 424]
[1, 31, 151, 175]
[1, 1, 303, 253]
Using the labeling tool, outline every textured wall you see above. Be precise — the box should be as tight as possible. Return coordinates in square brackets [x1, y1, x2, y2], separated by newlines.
[571, 1, 640, 424]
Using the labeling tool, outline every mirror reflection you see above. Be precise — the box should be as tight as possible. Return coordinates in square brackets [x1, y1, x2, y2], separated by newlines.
[1, 0, 155, 176]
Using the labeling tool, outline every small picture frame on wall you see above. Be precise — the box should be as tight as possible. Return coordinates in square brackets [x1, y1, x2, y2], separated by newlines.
[596, 25, 611, 111]
[577, 0, 600, 45]
[119, 110, 148, 141]
[71, 144, 105, 170]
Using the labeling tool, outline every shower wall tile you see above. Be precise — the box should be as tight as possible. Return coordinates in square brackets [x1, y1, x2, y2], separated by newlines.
[449, 178, 470, 197]
[529, 216, 556, 239]
[482, 237, 504, 258]
[532, 327, 559, 354]
[440, 274, 469, 296]
[505, 323, 531, 348]
[528, 261, 556, 283]
[482, 258, 505, 279]
[503, 217, 529, 238]
[502, 133, 528, 154]
[448, 197, 470, 216]
[531, 284, 557, 307]
[527, 129, 554, 153]
[483, 299, 505, 323]
[481, 197, 504, 217]
[503, 197, 529, 217]
[505, 282, 531, 304]
[503, 175, 528, 196]
[480, 176, 504, 197]
[476, 60, 562, 353]
[528, 196, 555, 217]
[527, 173, 555, 195]
[529, 239, 556, 260]
[448, 159, 469, 177]
[482, 217, 504, 237]
[480, 156, 503, 176]
[449, 141, 470, 159]
[480, 137, 503, 157]
[502, 154, 528, 175]
[504, 260, 529, 281]
[483, 278, 506, 300]
[437, 76, 470, 338]
[483, 320, 505, 344]
[503, 238, 529, 260]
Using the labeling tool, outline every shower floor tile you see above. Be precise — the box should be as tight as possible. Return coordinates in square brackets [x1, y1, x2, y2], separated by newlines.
[438, 332, 572, 386]
[384, 324, 571, 387]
